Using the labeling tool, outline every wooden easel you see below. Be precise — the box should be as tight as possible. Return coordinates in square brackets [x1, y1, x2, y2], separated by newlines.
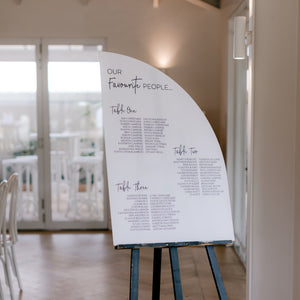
[117, 240, 232, 300]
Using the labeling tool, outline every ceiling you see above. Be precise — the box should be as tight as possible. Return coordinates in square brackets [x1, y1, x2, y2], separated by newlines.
[154, 0, 220, 10]
[200, 0, 220, 8]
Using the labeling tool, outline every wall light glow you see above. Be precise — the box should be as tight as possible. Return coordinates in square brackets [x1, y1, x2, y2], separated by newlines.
[148, 32, 181, 70]
[152, 47, 176, 69]
[157, 55, 170, 69]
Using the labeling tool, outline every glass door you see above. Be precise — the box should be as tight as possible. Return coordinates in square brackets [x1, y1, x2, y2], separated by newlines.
[0, 39, 108, 230]
[0, 41, 43, 228]
[43, 39, 107, 229]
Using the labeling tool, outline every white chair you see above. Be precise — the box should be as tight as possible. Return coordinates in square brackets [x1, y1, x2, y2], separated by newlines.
[68, 155, 103, 218]
[6, 173, 22, 291]
[0, 180, 14, 300]
[2, 155, 38, 219]
[50, 151, 69, 212]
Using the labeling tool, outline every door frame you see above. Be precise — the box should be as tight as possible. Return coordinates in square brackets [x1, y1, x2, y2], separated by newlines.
[226, 1, 249, 266]
[41, 38, 108, 230]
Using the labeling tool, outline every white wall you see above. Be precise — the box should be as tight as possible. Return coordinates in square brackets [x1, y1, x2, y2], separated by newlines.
[219, 0, 300, 298]
[0, 0, 223, 138]
[248, 0, 298, 299]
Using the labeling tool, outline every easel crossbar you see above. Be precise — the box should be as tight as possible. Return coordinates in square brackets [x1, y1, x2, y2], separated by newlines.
[116, 240, 232, 249]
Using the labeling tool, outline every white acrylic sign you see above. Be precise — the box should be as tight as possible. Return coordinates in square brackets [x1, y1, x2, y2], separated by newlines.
[100, 52, 234, 246]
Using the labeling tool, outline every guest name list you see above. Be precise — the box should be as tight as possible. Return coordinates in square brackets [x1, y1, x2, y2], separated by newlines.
[100, 52, 234, 246]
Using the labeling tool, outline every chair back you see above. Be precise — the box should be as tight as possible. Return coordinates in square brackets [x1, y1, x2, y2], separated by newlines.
[7, 173, 19, 244]
[0, 180, 8, 248]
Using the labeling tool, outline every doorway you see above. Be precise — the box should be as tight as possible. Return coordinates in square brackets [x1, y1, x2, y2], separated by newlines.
[226, 3, 249, 266]
[0, 39, 108, 230]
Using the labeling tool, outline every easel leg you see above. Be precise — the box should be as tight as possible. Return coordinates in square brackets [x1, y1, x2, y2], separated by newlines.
[205, 245, 228, 300]
[152, 248, 162, 300]
[169, 247, 183, 300]
[130, 248, 140, 300]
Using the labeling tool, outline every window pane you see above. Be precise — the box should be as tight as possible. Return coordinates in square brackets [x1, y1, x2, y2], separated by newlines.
[0, 45, 38, 222]
[48, 44, 104, 223]
[48, 62, 101, 93]
[0, 62, 37, 93]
